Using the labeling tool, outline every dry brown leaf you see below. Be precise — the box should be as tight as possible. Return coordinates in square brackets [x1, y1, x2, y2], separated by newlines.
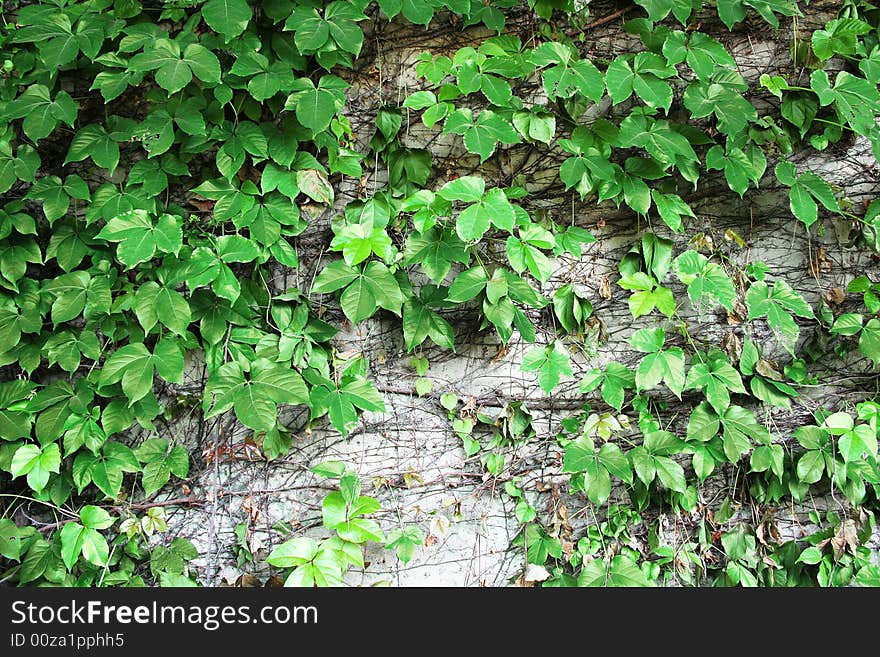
[598, 276, 612, 300]
[808, 246, 832, 276]
[235, 573, 261, 587]
[265, 575, 285, 588]
[825, 287, 846, 305]
[755, 359, 784, 381]
[722, 331, 742, 363]
[830, 518, 860, 560]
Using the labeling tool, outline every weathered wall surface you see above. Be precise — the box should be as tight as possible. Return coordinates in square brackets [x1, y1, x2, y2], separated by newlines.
[158, 2, 880, 586]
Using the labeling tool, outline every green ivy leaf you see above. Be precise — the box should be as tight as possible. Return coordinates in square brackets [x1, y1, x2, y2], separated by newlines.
[403, 228, 469, 284]
[685, 350, 746, 413]
[7, 84, 78, 141]
[601, 361, 635, 411]
[204, 358, 309, 431]
[745, 279, 814, 352]
[96, 210, 182, 268]
[129, 40, 221, 94]
[100, 338, 184, 404]
[532, 42, 604, 102]
[811, 69, 880, 136]
[385, 527, 423, 564]
[683, 82, 756, 135]
[11, 443, 61, 493]
[309, 378, 385, 437]
[630, 328, 685, 397]
[580, 554, 654, 587]
[202, 0, 252, 41]
[64, 124, 119, 173]
[651, 190, 695, 233]
[446, 266, 487, 303]
[858, 318, 880, 365]
[812, 18, 871, 62]
[521, 341, 573, 394]
[437, 175, 485, 203]
[674, 250, 736, 311]
[402, 295, 455, 351]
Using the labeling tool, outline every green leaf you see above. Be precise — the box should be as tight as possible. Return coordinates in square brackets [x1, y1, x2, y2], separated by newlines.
[402, 0, 434, 25]
[796, 450, 825, 484]
[830, 313, 863, 337]
[96, 210, 182, 268]
[654, 455, 686, 492]
[292, 8, 330, 51]
[217, 234, 260, 263]
[838, 424, 876, 463]
[775, 163, 840, 229]
[683, 82, 756, 135]
[717, 0, 747, 29]
[685, 352, 745, 414]
[309, 378, 385, 437]
[635, 347, 685, 398]
[674, 250, 736, 311]
[578, 555, 654, 587]
[811, 70, 880, 137]
[0, 519, 21, 561]
[402, 296, 455, 351]
[204, 358, 310, 431]
[437, 175, 485, 203]
[44, 271, 89, 324]
[402, 90, 437, 110]
[64, 124, 119, 173]
[312, 260, 358, 293]
[142, 461, 171, 495]
[456, 187, 515, 240]
[812, 18, 871, 61]
[288, 78, 347, 134]
[8, 84, 78, 142]
[447, 266, 487, 303]
[602, 362, 635, 411]
[521, 341, 573, 394]
[687, 402, 720, 443]
[80, 505, 114, 530]
[385, 527, 423, 564]
[535, 44, 604, 102]
[651, 190, 695, 233]
[100, 338, 184, 404]
[134, 282, 191, 336]
[506, 236, 553, 284]
[522, 524, 562, 565]
[404, 228, 469, 284]
[444, 109, 520, 162]
[720, 405, 770, 462]
[618, 117, 697, 169]
[629, 327, 665, 353]
[634, 0, 674, 22]
[512, 109, 556, 144]
[343, 261, 404, 323]
[267, 537, 318, 567]
[60, 522, 86, 570]
[745, 280, 813, 351]
[130, 40, 221, 94]
[859, 318, 880, 365]
[202, 0, 252, 41]
[606, 53, 674, 112]
[563, 435, 596, 473]
[706, 145, 766, 197]
[11, 443, 61, 493]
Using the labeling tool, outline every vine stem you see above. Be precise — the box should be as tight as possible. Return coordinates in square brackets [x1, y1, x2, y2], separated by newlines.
[32, 497, 204, 534]
[580, 6, 635, 32]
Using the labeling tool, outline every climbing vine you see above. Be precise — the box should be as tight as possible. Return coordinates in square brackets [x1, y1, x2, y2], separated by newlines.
[0, 0, 879, 587]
